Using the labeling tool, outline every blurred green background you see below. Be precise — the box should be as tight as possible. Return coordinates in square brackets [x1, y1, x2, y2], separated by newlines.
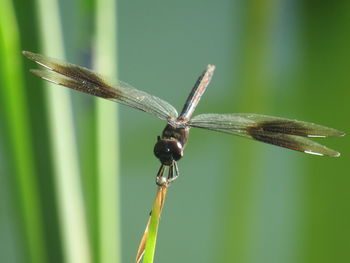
[0, 0, 349, 262]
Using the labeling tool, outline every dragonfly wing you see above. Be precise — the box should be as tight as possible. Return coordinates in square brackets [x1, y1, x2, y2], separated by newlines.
[189, 113, 344, 157]
[245, 130, 340, 157]
[190, 113, 344, 137]
[23, 51, 178, 121]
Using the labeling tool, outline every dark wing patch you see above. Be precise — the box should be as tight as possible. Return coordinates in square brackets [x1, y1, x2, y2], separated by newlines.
[251, 119, 344, 138]
[30, 69, 117, 99]
[23, 51, 178, 120]
[24, 51, 111, 95]
[247, 128, 340, 157]
[189, 113, 344, 157]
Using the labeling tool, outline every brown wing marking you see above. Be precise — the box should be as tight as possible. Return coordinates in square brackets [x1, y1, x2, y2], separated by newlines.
[23, 51, 119, 99]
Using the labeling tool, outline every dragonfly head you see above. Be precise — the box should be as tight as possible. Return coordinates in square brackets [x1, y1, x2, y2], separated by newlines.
[154, 137, 183, 166]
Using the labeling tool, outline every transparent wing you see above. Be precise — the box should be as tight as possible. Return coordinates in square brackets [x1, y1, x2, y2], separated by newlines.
[189, 113, 345, 157]
[23, 51, 178, 121]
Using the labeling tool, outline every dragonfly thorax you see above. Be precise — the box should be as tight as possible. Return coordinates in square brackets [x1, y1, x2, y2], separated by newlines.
[154, 138, 183, 166]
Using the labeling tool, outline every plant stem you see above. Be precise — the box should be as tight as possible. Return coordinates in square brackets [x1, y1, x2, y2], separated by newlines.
[94, 0, 121, 262]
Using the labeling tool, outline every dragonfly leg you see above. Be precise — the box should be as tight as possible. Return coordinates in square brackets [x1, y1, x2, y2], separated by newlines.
[167, 162, 179, 184]
[156, 164, 167, 186]
[174, 161, 179, 177]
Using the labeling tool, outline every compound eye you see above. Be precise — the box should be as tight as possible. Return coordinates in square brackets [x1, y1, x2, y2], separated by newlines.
[153, 139, 183, 165]
[172, 141, 183, 161]
[153, 140, 172, 162]
[154, 141, 167, 158]
[172, 151, 182, 161]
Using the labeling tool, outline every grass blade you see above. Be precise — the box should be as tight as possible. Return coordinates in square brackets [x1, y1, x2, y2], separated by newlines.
[0, 1, 46, 262]
[94, 0, 121, 262]
[137, 185, 168, 263]
[34, 0, 91, 262]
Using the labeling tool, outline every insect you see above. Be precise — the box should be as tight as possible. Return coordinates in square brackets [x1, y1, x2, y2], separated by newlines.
[23, 51, 345, 185]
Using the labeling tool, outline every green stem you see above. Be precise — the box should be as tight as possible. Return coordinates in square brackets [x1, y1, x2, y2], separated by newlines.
[0, 0, 46, 262]
[143, 186, 168, 263]
[94, 0, 121, 262]
[34, 0, 91, 262]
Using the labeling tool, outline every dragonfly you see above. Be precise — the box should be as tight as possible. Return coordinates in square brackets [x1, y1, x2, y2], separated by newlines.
[23, 51, 345, 185]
